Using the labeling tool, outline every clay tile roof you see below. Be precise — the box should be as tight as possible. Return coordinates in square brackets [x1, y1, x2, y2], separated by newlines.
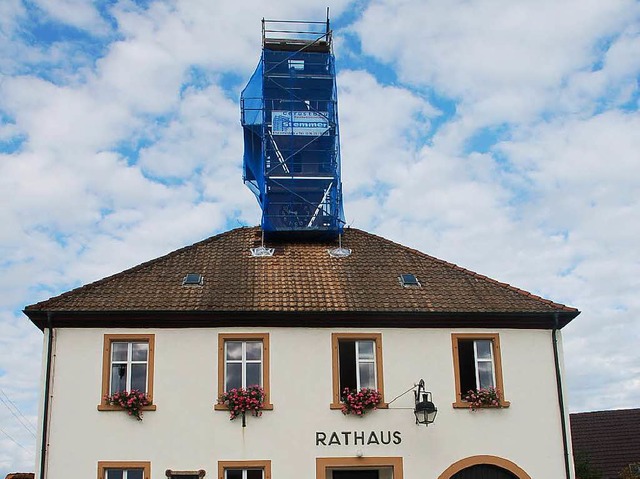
[24, 227, 578, 326]
[571, 408, 640, 479]
[5, 474, 35, 479]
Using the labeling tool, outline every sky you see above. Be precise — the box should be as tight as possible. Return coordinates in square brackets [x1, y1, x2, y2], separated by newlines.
[1, 0, 639, 474]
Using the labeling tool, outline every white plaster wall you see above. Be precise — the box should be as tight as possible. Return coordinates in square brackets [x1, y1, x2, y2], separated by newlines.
[41, 327, 569, 479]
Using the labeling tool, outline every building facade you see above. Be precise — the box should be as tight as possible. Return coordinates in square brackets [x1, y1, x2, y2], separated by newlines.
[24, 227, 579, 479]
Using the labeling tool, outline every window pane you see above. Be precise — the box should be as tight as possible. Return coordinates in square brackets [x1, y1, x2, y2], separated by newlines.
[475, 340, 492, 360]
[246, 362, 262, 388]
[131, 364, 147, 392]
[245, 341, 262, 361]
[105, 470, 124, 479]
[477, 361, 495, 389]
[127, 470, 143, 479]
[339, 341, 357, 391]
[112, 343, 128, 361]
[226, 342, 242, 360]
[458, 340, 477, 394]
[132, 342, 148, 361]
[111, 364, 127, 394]
[246, 470, 263, 479]
[226, 363, 242, 390]
[226, 470, 243, 479]
[358, 362, 376, 389]
[357, 340, 375, 360]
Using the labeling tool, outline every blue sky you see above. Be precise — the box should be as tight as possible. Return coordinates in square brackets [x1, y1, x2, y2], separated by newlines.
[1, 0, 639, 474]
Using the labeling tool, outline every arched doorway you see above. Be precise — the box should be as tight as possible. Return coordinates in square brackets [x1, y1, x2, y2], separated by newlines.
[438, 456, 531, 479]
[450, 464, 517, 479]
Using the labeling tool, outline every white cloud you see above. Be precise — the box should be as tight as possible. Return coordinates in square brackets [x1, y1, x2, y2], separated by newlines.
[353, 0, 640, 126]
[32, 0, 110, 34]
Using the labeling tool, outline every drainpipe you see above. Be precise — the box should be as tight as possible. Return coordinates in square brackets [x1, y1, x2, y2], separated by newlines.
[39, 312, 54, 479]
[553, 313, 572, 479]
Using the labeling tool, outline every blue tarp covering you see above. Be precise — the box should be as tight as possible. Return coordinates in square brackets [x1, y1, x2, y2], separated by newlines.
[241, 39, 345, 236]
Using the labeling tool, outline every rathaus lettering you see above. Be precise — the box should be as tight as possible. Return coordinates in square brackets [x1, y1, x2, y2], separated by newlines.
[315, 431, 402, 446]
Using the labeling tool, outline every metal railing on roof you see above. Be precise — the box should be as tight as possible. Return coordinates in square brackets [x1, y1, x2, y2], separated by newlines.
[262, 11, 332, 51]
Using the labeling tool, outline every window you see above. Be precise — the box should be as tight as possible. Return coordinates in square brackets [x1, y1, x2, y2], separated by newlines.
[98, 334, 156, 411]
[218, 461, 271, 479]
[451, 333, 509, 408]
[399, 274, 420, 287]
[331, 333, 385, 409]
[215, 333, 272, 410]
[98, 461, 150, 479]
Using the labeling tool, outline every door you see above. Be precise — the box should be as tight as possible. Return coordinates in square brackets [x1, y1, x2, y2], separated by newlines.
[451, 465, 518, 479]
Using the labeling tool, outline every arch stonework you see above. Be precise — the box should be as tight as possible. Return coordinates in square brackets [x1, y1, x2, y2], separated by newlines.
[437, 455, 532, 479]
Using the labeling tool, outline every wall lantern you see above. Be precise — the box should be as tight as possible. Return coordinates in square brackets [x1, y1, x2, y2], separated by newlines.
[414, 379, 437, 426]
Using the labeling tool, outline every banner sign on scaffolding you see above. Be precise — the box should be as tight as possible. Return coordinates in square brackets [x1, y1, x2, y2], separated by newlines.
[271, 110, 330, 136]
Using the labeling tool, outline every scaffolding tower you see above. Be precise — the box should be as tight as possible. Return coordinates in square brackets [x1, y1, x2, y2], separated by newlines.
[241, 16, 346, 236]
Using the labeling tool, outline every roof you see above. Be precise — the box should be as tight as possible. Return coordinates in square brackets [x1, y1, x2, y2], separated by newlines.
[5, 474, 35, 479]
[571, 408, 640, 479]
[24, 226, 579, 329]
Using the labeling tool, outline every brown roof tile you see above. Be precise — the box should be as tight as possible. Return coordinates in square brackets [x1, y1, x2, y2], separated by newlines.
[571, 408, 640, 479]
[24, 227, 578, 323]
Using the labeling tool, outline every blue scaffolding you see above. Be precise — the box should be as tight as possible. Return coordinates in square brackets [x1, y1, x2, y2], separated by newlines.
[241, 17, 345, 237]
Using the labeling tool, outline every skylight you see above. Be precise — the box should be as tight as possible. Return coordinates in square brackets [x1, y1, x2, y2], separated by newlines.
[399, 274, 421, 288]
[182, 273, 204, 286]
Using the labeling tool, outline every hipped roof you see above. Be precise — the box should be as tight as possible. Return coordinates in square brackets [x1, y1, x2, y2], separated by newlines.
[571, 408, 640, 478]
[24, 227, 578, 330]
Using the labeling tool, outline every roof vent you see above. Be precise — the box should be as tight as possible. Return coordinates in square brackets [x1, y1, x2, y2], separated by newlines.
[328, 234, 351, 258]
[328, 247, 351, 258]
[251, 246, 275, 257]
[251, 230, 275, 257]
[399, 274, 421, 288]
[182, 273, 204, 286]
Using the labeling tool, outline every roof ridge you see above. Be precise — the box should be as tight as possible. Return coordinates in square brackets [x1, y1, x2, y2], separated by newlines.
[349, 228, 577, 313]
[571, 407, 640, 416]
[24, 226, 257, 311]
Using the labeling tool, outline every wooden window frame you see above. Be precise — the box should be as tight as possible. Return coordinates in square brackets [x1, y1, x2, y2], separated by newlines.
[316, 457, 403, 479]
[98, 461, 151, 479]
[330, 333, 386, 410]
[98, 334, 156, 412]
[214, 333, 273, 411]
[451, 333, 510, 408]
[218, 461, 271, 479]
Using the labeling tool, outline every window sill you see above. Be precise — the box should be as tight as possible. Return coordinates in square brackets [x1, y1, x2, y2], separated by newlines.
[214, 403, 274, 411]
[452, 400, 510, 409]
[330, 402, 389, 410]
[97, 404, 157, 412]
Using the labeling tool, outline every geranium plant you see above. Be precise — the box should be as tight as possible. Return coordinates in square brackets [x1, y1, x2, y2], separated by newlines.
[104, 389, 151, 421]
[340, 387, 383, 416]
[462, 386, 502, 411]
[217, 385, 265, 425]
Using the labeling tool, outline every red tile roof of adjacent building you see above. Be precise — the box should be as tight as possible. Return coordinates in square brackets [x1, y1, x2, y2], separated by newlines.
[571, 408, 640, 479]
[24, 227, 578, 328]
[5, 474, 35, 479]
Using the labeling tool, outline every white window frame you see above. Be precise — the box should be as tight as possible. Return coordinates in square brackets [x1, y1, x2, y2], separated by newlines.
[473, 339, 496, 390]
[224, 470, 263, 479]
[224, 340, 263, 390]
[110, 341, 149, 394]
[105, 469, 145, 479]
[355, 340, 377, 390]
